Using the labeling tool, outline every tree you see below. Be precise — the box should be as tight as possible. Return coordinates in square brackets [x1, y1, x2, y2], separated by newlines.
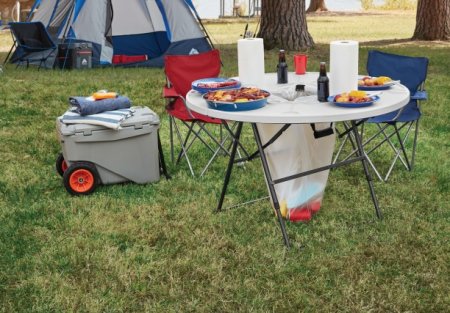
[413, 0, 450, 41]
[258, 0, 314, 50]
[306, 0, 328, 13]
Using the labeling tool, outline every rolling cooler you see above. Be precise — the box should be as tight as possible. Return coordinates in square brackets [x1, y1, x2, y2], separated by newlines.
[55, 107, 169, 195]
[58, 42, 92, 69]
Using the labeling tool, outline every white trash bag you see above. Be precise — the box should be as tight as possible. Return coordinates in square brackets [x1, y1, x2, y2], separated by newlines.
[257, 123, 335, 222]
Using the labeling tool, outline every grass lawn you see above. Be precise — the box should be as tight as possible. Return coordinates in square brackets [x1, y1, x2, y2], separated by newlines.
[0, 11, 449, 312]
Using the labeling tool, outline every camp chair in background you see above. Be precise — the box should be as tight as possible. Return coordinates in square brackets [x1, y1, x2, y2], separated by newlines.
[4, 22, 56, 69]
[334, 50, 428, 181]
[163, 49, 241, 177]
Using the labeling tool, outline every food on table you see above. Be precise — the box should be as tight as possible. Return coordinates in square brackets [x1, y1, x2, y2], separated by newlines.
[204, 87, 270, 103]
[196, 80, 239, 89]
[358, 76, 392, 87]
[333, 90, 372, 103]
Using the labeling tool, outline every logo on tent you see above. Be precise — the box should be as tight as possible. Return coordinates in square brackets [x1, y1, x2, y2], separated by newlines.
[189, 48, 199, 55]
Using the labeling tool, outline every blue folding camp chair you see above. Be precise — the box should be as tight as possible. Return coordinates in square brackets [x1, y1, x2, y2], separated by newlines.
[336, 50, 429, 181]
[4, 22, 56, 69]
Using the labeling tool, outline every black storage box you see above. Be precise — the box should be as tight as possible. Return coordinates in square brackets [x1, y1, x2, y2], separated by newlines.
[58, 42, 92, 69]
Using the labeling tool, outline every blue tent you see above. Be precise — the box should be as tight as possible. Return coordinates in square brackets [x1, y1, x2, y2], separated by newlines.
[15, 0, 212, 67]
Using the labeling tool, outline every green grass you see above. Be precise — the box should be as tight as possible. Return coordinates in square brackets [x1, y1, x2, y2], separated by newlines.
[1, 12, 449, 312]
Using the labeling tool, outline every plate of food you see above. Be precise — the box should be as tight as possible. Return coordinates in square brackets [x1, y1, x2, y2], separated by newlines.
[358, 76, 397, 91]
[203, 87, 270, 111]
[328, 90, 380, 108]
[192, 78, 241, 93]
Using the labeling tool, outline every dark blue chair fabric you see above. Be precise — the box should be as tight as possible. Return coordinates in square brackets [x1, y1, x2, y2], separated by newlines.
[366, 50, 428, 123]
[8, 22, 56, 68]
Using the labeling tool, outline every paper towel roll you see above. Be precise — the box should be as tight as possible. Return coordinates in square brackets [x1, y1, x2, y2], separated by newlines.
[329, 40, 359, 95]
[238, 38, 265, 87]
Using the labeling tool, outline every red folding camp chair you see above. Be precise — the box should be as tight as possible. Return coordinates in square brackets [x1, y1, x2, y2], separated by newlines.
[163, 49, 239, 176]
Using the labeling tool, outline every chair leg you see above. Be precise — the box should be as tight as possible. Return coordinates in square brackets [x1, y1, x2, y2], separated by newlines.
[192, 122, 221, 154]
[170, 116, 174, 163]
[344, 122, 401, 182]
[376, 123, 409, 170]
[197, 122, 232, 156]
[384, 122, 414, 181]
[178, 121, 216, 162]
[172, 118, 195, 176]
[199, 122, 239, 177]
[393, 123, 411, 171]
[2, 43, 16, 66]
[200, 131, 232, 177]
[176, 121, 197, 164]
[333, 127, 350, 164]
[333, 122, 351, 162]
[411, 120, 420, 170]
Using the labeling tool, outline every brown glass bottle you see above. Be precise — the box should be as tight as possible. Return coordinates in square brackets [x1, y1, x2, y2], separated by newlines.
[277, 49, 288, 84]
[317, 62, 329, 102]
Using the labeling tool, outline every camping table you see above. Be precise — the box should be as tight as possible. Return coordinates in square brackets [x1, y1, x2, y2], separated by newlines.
[186, 72, 410, 247]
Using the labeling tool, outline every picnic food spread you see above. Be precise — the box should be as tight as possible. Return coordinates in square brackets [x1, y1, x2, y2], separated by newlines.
[358, 76, 392, 87]
[333, 90, 372, 103]
[204, 87, 270, 103]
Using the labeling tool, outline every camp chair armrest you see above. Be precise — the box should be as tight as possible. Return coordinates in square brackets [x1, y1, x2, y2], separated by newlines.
[411, 90, 427, 101]
[163, 85, 180, 98]
[163, 87, 195, 119]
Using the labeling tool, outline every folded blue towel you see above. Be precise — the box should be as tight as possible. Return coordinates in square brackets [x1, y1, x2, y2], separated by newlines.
[69, 96, 132, 116]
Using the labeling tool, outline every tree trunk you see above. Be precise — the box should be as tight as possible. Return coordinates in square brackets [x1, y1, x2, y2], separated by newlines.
[413, 0, 450, 40]
[258, 0, 314, 50]
[306, 0, 328, 13]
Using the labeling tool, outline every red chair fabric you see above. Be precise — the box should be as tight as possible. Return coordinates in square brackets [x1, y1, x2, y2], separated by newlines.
[164, 49, 222, 124]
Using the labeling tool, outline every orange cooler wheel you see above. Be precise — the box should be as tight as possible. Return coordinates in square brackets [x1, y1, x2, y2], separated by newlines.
[63, 162, 100, 195]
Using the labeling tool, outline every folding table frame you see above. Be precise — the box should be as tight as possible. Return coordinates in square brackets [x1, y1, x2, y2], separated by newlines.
[217, 120, 382, 248]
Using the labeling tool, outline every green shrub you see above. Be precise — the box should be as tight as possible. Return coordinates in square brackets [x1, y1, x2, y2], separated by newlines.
[380, 0, 417, 10]
[362, 0, 417, 11]
[361, 0, 374, 10]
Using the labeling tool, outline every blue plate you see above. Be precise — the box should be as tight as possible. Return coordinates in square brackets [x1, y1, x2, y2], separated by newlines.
[192, 78, 241, 94]
[358, 79, 396, 91]
[358, 84, 391, 91]
[203, 91, 269, 112]
[328, 95, 380, 108]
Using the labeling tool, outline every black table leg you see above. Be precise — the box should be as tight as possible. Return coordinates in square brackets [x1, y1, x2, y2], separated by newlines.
[252, 124, 291, 248]
[351, 121, 383, 219]
[217, 122, 243, 212]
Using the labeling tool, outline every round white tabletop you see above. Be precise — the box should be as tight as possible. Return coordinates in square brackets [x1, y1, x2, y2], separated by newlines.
[186, 72, 410, 124]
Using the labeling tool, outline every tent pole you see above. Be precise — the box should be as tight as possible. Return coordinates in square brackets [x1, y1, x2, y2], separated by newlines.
[186, 1, 215, 50]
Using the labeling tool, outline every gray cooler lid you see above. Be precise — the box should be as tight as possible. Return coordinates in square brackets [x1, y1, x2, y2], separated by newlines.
[58, 106, 160, 136]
